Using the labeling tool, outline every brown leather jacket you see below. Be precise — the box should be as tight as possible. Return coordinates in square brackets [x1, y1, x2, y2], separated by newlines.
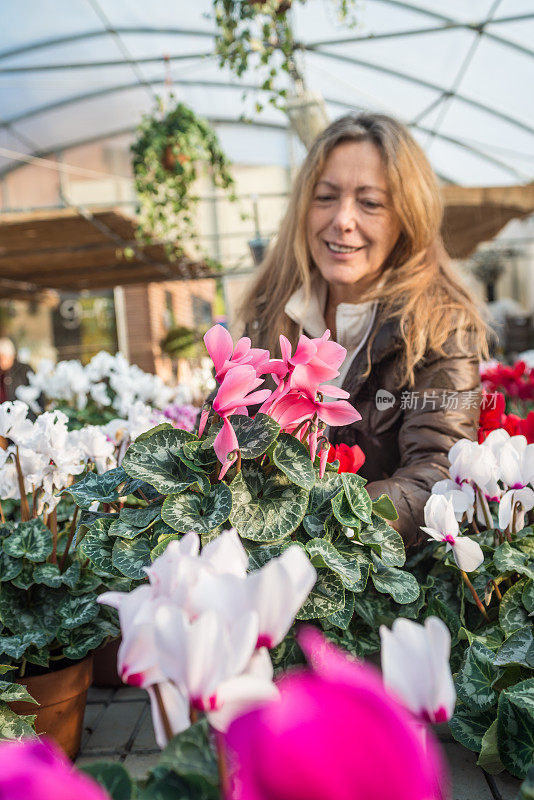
[328, 316, 481, 548]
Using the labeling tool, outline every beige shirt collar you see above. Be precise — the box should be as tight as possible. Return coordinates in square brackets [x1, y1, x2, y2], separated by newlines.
[284, 271, 377, 352]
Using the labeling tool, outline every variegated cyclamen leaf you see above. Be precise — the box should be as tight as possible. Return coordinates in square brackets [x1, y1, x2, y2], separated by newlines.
[62, 467, 126, 509]
[203, 414, 281, 459]
[150, 533, 182, 560]
[122, 428, 203, 495]
[162, 483, 232, 535]
[477, 719, 504, 774]
[493, 543, 534, 579]
[494, 627, 534, 669]
[273, 434, 316, 491]
[305, 538, 362, 591]
[449, 703, 497, 752]
[341, 473, 372, 523]
[371, 493, 399, 521]
[523, 579, 534, 615]
[308, 472, 343, 513]
[358, 517, 406, 567]
[247, 544, 283, 571]
[456, 641, 503, 712]
[297, 569, 344, 620]
[112, 535, 152, 580]
[234, 412, 282, 457]
[119, 503, 162, 530]
[370, 566, 420, 604]
[57, 594, 99, 630]
[62, 620, 118, 660]
[331, 491, 362, 527]
[302, 513, 329, 539]
[327, 590, 355, 630]
[229, 465, 308, 543]
[500, 579, 529, 635]
[11, 563, 34, 590]
[497, 679, 534, 779]
[3, 519, 53, 563]
[79, 518, 121, 577]
[0, 551, 22, 582]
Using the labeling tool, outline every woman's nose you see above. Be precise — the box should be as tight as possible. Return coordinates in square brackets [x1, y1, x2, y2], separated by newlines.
[332, 199, 357, 232]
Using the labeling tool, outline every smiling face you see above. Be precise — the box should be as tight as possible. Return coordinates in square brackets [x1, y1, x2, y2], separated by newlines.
[306, 140, 402, 296]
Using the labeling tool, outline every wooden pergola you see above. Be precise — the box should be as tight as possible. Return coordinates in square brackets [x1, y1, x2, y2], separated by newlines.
[441, 183, 534, 259]
[0, 184, 533, 301]
[0, 207, 215, 301]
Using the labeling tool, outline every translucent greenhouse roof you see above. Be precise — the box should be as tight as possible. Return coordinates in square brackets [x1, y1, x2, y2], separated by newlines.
[0, 0, 533, 186]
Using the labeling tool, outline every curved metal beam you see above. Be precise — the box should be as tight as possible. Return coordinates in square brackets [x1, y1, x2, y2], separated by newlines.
[0, 27, 216, 63]
[0, 51, 214, 72]
[307, 19, 534, 59]
[1, 40, 532, 143]
[0, 117, 457, 185]
[305, 47, 534, 138]
[0, 83, 522, 184]
[0, 73, 523, 177]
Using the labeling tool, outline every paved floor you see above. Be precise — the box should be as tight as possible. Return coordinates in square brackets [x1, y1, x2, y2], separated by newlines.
[77, 686, 522, 799]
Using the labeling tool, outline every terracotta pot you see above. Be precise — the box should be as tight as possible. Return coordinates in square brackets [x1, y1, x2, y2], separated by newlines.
[162, 144, 189, 172]
[10, 656, 93, 759]
[92, 638, 122, 687]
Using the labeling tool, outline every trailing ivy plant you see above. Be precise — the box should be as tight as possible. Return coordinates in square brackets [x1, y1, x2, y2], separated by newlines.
[69, 417, 422, 663]
[131, 99, 235, 260]
[212, 0, 359, 112]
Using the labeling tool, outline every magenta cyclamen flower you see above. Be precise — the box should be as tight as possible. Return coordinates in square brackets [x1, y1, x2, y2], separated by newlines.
[204, 325, 272, 383]
[211, 365, 271, 477]
[0, 738, 110, 800]
[225, 627, 447, 800]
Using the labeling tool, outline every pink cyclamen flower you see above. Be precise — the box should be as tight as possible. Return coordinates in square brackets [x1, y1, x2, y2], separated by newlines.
[225, 626, 447, 800]
[0, 737, 110, 800]
[211, 365, 271, 477]
[380, 617, 456, 725]
[204, 325, 271, 383]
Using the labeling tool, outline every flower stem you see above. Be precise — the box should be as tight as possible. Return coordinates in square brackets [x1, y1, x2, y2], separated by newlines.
[59, 506, 79, 572]
[476, 487, 493, 531]
[14, 446, 30, 522]
[234, 450, 242, 474]
[49, 508, 58, 564]
[461, 570, 490, 621]
[0, 501, 4, 525]
[190, 707, 198, 724]
[153, 683, 174, 743]
[215, 730, 230, 799]
[492, 579, 503, 601]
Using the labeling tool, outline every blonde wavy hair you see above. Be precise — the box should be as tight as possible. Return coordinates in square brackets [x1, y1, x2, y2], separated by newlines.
[240, 113, 488, 387]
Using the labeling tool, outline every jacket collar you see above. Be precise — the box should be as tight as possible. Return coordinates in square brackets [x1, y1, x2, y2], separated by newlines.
[340, 311, 404, 396]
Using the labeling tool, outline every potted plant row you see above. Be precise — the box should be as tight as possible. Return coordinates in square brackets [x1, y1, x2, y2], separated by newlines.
[0, 405, 121, 757]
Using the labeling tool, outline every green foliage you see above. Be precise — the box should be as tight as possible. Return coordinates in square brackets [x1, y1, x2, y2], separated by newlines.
[131, 99, 235, 260]
[212, 0, 358, 112]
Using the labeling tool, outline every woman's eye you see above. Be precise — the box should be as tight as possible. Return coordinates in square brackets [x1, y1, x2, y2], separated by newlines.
[361, 200, 382, 209]
[315, 195, 335, 201]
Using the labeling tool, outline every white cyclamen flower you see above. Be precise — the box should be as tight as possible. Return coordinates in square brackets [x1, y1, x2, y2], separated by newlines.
[380, 616, 456, 724]
[421, 494, 484, 573]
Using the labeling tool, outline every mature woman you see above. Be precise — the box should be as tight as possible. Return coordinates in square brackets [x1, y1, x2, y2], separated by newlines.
[241, 113, 488, 548]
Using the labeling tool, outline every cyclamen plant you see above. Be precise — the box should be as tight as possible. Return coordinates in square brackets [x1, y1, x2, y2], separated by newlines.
[69, 324, 421, 669]
[0, 403, 122, 740]
[421, 431, 534, 779]
[15, 350, 198, 427]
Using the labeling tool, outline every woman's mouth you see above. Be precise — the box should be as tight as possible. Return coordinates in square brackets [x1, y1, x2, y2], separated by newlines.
[325, 241, 365, 254]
